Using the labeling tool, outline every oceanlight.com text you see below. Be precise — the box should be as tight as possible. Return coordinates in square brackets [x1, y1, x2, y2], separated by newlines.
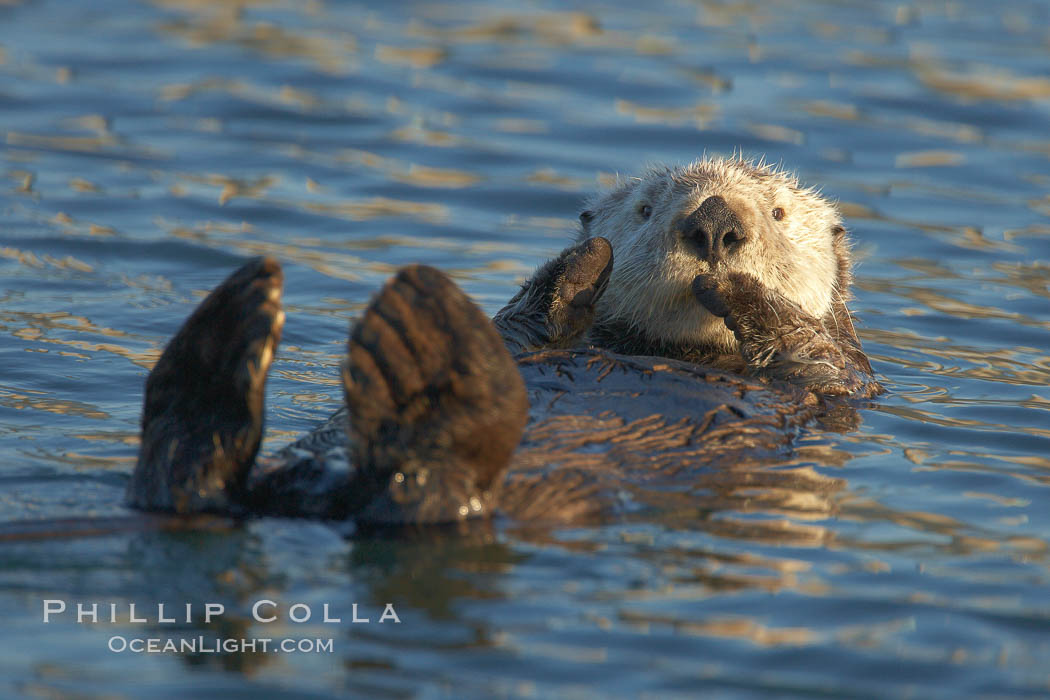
[108, 635, 335, 654]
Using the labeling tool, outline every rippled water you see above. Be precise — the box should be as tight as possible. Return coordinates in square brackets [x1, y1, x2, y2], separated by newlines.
[2, 0, 1050, 696]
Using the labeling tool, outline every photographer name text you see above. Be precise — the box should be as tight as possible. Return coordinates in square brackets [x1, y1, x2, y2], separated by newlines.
[42, 599, 400, 625]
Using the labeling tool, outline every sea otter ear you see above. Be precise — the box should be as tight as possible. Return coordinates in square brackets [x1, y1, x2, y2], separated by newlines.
[579, 210, 595, 229]
[830, 224, 847, 241]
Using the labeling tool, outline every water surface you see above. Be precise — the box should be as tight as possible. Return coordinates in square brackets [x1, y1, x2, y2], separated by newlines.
[2, 0, 1050, 697]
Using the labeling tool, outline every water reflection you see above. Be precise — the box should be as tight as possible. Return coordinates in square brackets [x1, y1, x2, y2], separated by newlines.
[2, 0, 1050, 695]
[156, 0, 355, 74]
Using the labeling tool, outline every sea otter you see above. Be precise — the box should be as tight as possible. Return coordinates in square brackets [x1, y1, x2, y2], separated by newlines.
[126, 157, 880, 527]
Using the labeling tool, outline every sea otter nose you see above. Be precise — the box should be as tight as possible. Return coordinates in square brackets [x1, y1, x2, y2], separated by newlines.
[683, 195, 745, 264]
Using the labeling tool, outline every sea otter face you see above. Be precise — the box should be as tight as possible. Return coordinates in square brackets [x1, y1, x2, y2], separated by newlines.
[578, 158, 844, 353]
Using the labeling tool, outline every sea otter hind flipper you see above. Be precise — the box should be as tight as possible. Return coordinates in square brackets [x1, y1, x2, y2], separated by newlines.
[343, 265, 528, 525]
[493, 236, 613, 353]
[126, 257, 284, 515]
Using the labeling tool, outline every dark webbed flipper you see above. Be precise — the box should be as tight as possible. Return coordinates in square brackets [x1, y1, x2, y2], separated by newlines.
[127, 257, 284, 514]
[693, 272, 881, 398]
[343, 265, 528, 525]
[493, 237, 613, 353]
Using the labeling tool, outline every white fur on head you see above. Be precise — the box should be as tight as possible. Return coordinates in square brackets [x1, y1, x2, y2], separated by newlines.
[577, 156, 844, 352]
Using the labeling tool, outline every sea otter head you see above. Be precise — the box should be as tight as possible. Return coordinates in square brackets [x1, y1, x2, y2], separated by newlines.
[577, 157, 847, 354]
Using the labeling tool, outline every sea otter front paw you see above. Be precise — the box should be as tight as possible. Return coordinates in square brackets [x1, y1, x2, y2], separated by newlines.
[691, 274, 734, 324]
[551, 236, 614, 333]
[343, 265, 528, 525]
[692, 272, 867, 395]
[127, 257, 284, 515]
[692, 272, 787, 346]
[493, 237, 613, 353]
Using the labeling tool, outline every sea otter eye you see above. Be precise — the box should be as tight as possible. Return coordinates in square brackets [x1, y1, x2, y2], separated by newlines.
[639, 204, 652, 220]
[579, 210, 595, 224]
[772, 207, 785, 221]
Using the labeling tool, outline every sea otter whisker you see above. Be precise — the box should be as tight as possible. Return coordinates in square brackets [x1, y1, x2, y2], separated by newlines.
[765, 299, 782, 326]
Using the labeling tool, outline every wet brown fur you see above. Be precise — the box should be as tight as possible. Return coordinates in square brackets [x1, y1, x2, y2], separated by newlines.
[126, 157, 879, 526]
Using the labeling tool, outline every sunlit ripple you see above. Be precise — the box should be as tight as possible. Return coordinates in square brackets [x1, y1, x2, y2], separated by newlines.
[2, 0, 1050, 696]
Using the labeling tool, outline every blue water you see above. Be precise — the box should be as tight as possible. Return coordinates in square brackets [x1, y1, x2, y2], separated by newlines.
[2, 0, 1050, 697]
